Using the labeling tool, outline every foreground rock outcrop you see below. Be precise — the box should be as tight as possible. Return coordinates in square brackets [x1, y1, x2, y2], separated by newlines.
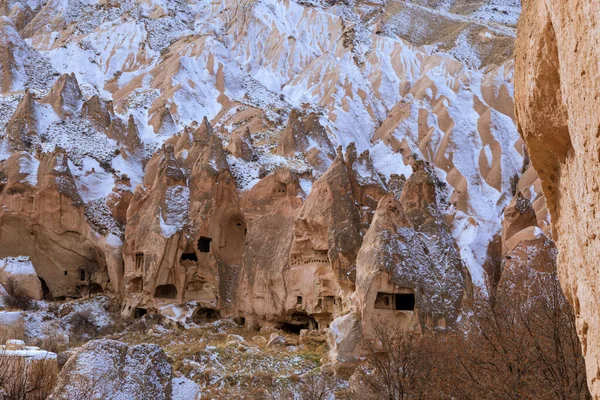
[515, 0, 600, 395]
[0, 339, 58, 400]
[49, 340, 172, 400]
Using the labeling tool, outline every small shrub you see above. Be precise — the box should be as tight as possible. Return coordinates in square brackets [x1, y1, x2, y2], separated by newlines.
[69, 310, 98, 342]
[299, 371, 336, 400]
[3, 277, 33, 310]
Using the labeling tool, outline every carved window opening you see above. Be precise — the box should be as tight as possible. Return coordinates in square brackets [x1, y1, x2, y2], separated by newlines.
[395, 294, 415, 311]
[135, 253, 144, 271]
[154, 284, 178, 299]
[273, 182, 287, 195]
[131, 277, 143, 292]
[374, 292, 415, 311]
[79, 269, 86, 281]
[297, 296, 303, 305]
[198, 237, 212, 253]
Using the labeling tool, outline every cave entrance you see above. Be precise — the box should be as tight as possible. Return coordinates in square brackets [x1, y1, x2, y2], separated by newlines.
[221, 216, 246, 264]
[279, 313, 318, 333]
[374, 292, 415, 311]
[38, 277, 52, 301]
[154, 284, 178, 299]
[198, 237, 212, 253]
[134, 308, 147, 319]
[90, 283, 103, 295]
[192, 308, 221, 323]
[181, 252, 198, 262]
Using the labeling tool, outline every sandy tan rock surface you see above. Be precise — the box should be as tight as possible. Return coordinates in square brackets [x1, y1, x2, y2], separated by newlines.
[515, 0, 600, 395]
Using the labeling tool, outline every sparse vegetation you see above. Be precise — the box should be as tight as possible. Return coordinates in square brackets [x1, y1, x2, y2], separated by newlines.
[3, 277, 33, 311]
[0, 269, 590, 399]
[353, 269, 590, 400]
[68, 309, 99, 343]
[0, 344, 57, 400]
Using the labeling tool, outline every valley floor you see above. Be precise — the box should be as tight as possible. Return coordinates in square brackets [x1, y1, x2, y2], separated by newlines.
[2, 295, 343, 399]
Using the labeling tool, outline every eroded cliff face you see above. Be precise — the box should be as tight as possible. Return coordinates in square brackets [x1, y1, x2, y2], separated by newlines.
[0, 148, 116, 299]
[515, 0, 600, 395]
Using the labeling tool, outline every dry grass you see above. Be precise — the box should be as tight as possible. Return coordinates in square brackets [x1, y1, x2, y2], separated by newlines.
[3, 277, 34, 311]
[102, 318, 331, 399]
[12, 294, 336, 398]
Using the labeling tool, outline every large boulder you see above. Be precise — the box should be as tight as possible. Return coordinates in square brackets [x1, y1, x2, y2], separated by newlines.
[326, 311, 362, 371]
[0, 256, 42, 300]
[49, 340, 172, 400]
[172, 375, 200, 400]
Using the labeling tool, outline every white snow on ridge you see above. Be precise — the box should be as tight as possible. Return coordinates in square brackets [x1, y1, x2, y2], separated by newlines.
[18, 154, 39, 186]
[0, 256, 36, 276]
[370, 141, 413, 180]
[68, 157, 115, 203]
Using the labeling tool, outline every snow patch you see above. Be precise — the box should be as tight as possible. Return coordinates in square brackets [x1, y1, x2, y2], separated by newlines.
[159, 185, 190, 238]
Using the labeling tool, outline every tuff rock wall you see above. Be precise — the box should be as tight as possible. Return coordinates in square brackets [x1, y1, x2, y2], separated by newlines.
[515, 0, 600, 395]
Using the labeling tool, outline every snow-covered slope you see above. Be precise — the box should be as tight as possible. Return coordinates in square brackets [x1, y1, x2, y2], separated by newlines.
[0, 0, 538, 286]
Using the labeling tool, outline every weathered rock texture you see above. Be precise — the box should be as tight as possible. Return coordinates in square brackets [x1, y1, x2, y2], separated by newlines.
[515, 0, 600, 395]
[49, 340, 172, 400]
[326, 163, 471, 368]
[0, 148, 115, 299]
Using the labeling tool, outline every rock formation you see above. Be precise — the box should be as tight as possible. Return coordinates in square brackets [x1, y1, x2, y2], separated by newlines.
[515, 0, 600, 395]
[326, 163, 471, 369]
[0, 256, 42, 300]
[0, 148, 115, 299]
[49, 340, 172, 400]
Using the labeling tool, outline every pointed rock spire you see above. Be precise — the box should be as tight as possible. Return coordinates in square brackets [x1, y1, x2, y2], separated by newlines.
[43, 73, 82, 116]
[82, 95, 113, 130]
[6, 89, 38, 150]
[192, 116, 213, 144]
[158, 144, 186, 184]
[47, 147, 83, 206]
[228, 127, 254, 161]
[125, 114, 142, 150]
